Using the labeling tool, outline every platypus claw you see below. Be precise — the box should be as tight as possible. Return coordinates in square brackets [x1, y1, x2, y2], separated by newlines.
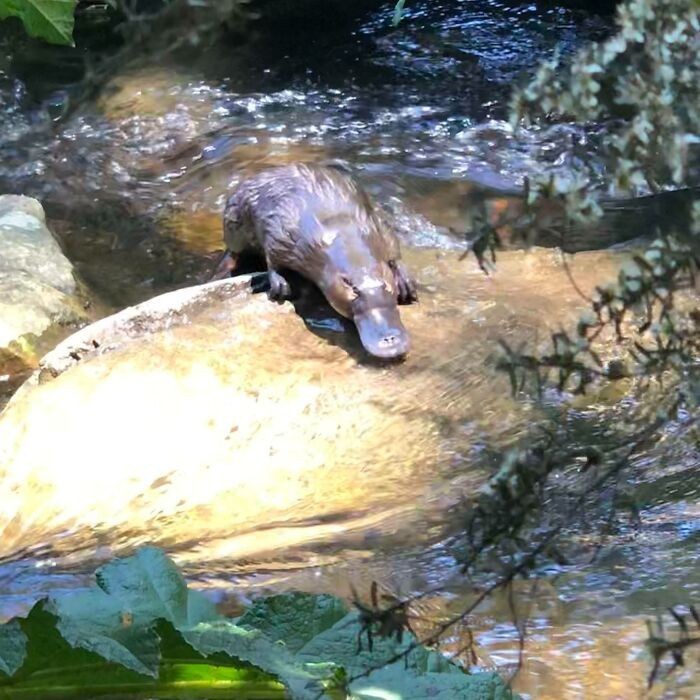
[390, 261, 418, 305]
[267, 269, 292, 301]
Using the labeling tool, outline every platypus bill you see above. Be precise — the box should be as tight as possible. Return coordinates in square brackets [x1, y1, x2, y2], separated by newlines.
[214, 163, 418, 359]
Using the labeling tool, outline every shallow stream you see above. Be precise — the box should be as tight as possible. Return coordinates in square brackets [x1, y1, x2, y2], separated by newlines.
[0, 1, 698, 697]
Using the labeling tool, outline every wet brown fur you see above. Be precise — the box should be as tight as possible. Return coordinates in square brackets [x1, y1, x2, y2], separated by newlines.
[217, 163, 417, 357]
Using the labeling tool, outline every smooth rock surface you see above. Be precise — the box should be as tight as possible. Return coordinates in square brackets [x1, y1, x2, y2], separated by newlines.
[0, 195, 89, 377]
[0, 246, 631, 569]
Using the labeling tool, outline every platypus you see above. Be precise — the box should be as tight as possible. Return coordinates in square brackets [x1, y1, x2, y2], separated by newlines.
[214, 163, 418, 359]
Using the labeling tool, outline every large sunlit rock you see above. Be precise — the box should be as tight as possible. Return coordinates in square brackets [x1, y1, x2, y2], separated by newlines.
[0, 247, 629, 568]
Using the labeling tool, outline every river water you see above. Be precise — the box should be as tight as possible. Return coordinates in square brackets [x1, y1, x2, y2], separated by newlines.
[0, 1, 698, 698]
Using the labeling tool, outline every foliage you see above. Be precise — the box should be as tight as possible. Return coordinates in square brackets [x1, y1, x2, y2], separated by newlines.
[466, 0, 700, 262]
[0, 547, 512, 699]
[363, 0, 700, 691]
[438, 0, 700, 689]
[496, 0, 700, 402]
[512, 0, 700, 195]
[0, 0, 248, 47]
[646, 606, 700, 688]
[0, 0, 78, 45]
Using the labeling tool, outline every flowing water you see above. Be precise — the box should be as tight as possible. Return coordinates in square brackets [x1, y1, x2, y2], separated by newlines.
[0, 1, 698, 697]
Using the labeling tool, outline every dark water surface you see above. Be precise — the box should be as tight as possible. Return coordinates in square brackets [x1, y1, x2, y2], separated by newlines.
[0, 0, 615, 305]
[0, 2, 698, 697]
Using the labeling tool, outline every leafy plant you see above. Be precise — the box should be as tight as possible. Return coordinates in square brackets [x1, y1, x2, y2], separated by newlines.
[0, 547, 513, 699]
[489, 0, 700, 406]
[0, 0, 79, 45]
[393, 0, 407, 26]
[436, 0, 700, 690]
[646, 606, 700, 688]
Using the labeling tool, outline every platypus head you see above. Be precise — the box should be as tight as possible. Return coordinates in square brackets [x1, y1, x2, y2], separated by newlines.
[319, 262, 410, 360]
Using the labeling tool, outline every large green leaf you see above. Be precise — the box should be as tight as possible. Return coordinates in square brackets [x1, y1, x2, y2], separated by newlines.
[349, 665, 516, 700]
[0, 620, 27, 677]
[296, 610, 455, 677]
[0, 0, 78, 46]
[0, 603, 287, 699]
[238, 592, 512, 699]
[237, 592, 349, 654]
[0, 549, 514, 699]
[185, 619, 343, 700]
[93, 552, 345, 696]
[156, 619, 289, 698]
[0, 603, 154, 697]
[296, 611, 512, 699]
[48, 589, 162, 677]
[95, 546, 218, 629]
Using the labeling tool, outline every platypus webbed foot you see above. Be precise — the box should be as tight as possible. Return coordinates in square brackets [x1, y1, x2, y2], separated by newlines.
[389, 260, 418, 305]
[267, 269, 292, 301]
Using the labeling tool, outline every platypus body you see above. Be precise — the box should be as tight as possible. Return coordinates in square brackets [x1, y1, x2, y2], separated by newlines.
[217, 163, 418, 359]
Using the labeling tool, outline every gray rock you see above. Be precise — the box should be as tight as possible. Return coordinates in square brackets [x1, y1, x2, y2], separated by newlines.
[0, 195, 89, 377]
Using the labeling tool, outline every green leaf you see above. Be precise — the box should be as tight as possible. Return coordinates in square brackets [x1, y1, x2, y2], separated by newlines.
[0, 0, 78, 46]
[48, 589, 161, 677]
[185, 619, 342, 700]
[238, 593, 349, 654]
[296, 611, 454, 677]
[0, 550, 288, 698]
[0, 549, 514, 699]
[95, 546, 218, 629]
[0, 620, 27, 677]
[1, 602, 152, 697]
[156, 619, 287, 697]
[0, 602, 287, 699]
[296, 611, 511, 699]
[620, 260, 642, 279]
[393, 0, 407, 26]
[350, 665, 516, 699]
